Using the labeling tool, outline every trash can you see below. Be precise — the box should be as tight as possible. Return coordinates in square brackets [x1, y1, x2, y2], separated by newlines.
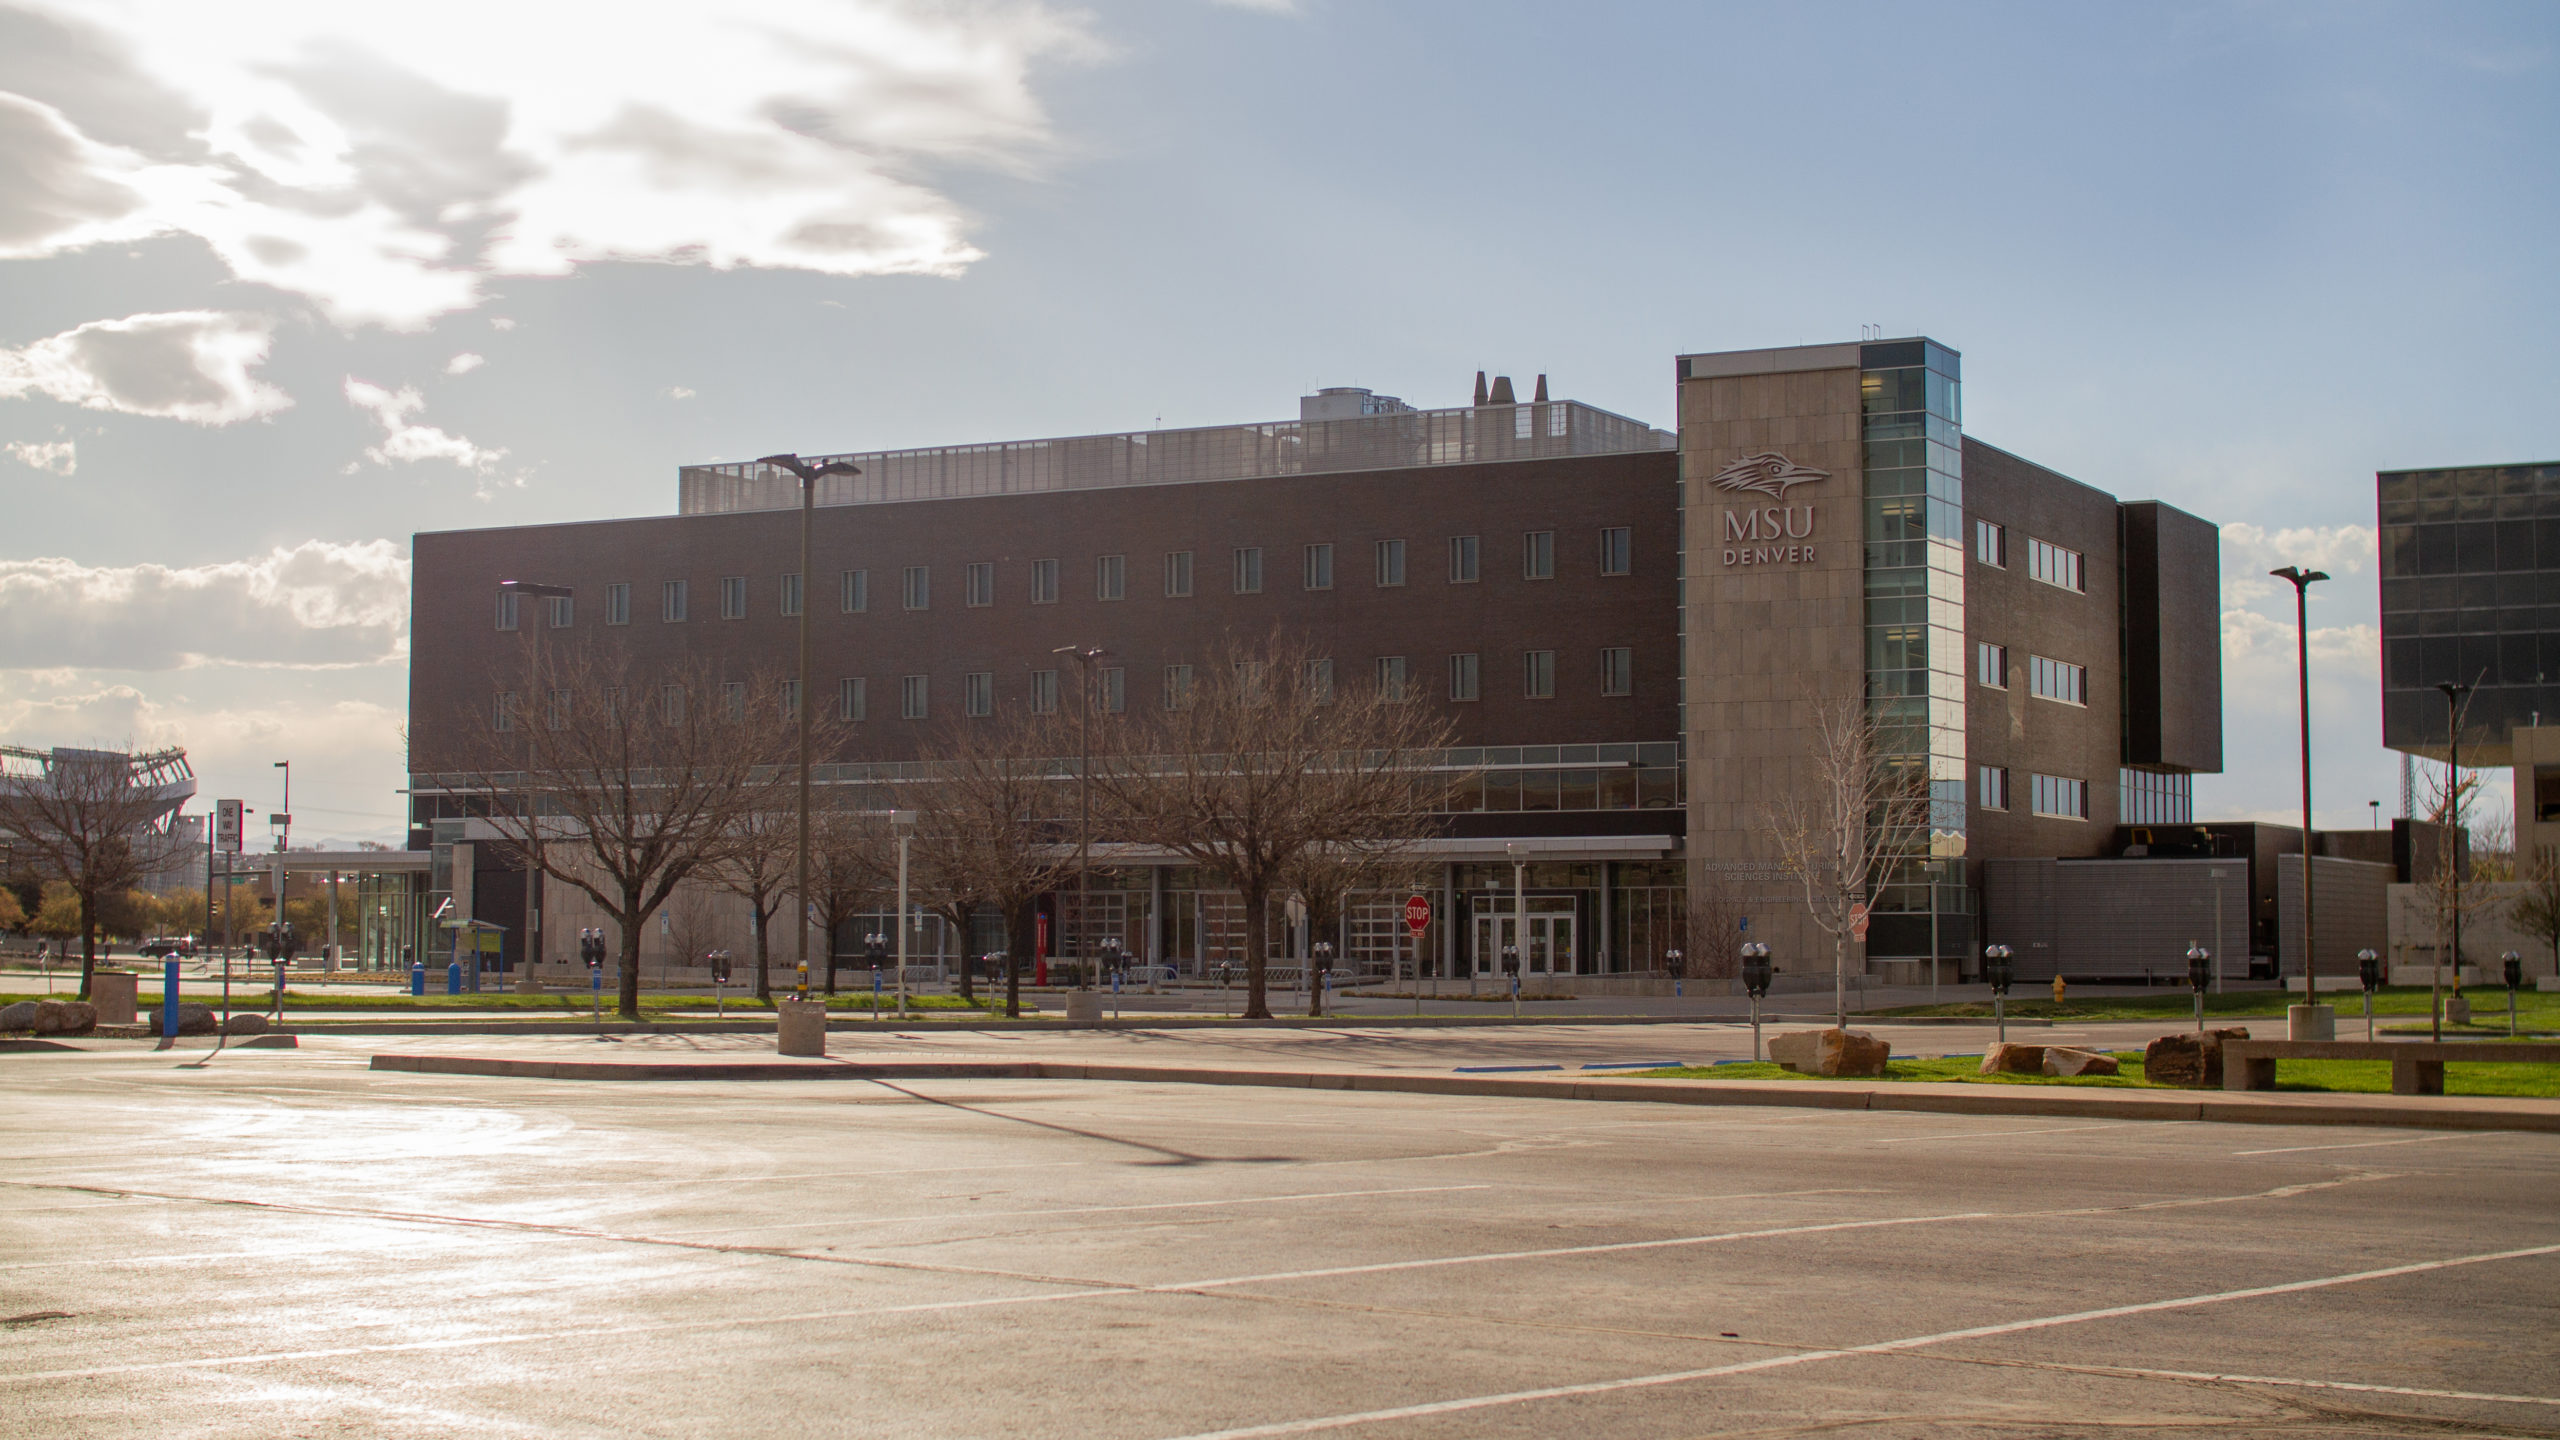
[90, 970, 139, 1025]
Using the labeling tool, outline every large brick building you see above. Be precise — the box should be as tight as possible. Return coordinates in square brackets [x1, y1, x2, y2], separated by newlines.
[407, 338, 2223, 987]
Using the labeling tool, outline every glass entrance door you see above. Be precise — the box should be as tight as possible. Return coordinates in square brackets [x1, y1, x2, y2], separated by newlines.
[1472, 903, 1576, 975]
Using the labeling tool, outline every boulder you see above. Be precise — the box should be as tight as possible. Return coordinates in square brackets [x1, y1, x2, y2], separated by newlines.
[6, 1000, 99, 1036]
[144, 1003, 218, 1036]
[221, 1012, 271, 1036]
[2143, 1027, 2251, 1088]
[0, 1000, 36, 1033]
[1979, 1043, 2046, 1075]
[2041, 1046, 2119, 1077]
[1770, 1027, 1889, 1077]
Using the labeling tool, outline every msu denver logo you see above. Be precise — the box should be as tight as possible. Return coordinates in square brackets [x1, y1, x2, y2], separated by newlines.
[1710, 451, 1830, 497]
[1713, 451, 1827, 567]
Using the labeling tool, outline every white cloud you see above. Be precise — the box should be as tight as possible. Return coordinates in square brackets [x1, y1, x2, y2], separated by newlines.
[487, 317, 515, 331]
[5, 438, 75, 473]
[444, 351, 484, 375]
[0, 310, 290, 424]
[0, 0, 1095, 328]
[343, 376, 505, 471]
[664, 385, 695, 400]
[2219, 521, 2375, 610]
[0, 539, 409, 671]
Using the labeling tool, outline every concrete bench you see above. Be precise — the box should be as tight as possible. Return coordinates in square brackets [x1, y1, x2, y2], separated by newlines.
[2223, 1040, 2560, 1096]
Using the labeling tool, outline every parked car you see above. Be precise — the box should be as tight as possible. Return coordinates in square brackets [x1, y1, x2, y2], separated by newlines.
[137, 936, 197, 959]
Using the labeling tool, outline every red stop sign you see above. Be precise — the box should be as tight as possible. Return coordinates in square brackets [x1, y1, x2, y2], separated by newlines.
[1404, 895, 1432, 935]
[1850, 903, 1871, 940]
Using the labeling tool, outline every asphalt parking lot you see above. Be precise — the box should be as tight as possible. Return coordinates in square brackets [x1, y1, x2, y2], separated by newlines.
[4, 1044, 2556, 1438]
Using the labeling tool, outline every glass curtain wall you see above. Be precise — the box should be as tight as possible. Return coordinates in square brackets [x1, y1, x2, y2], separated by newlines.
[1860, 342, 1973, 961]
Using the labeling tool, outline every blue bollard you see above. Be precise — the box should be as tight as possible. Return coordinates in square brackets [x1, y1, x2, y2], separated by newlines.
[446, 961, 463, 995]
[410, 963, 426, 997]
[162, 958, 180, 1043]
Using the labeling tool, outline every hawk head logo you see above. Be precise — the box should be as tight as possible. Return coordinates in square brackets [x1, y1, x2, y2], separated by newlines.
[1711, 452, 1830, 498]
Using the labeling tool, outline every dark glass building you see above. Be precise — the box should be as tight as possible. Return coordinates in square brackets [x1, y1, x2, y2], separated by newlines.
[2379, 460, 2560, 763]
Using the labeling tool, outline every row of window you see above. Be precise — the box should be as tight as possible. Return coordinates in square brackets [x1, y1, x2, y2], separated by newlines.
[1970, 520, 2086, 594]
[496, 530, 1637, 631]
[1976, 765, 2088, 819]
[1972, 643, 2088, 706]
[494, 648, 1637, 729]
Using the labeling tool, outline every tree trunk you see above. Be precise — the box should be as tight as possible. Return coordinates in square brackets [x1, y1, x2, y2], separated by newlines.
[617, 885, 644, 1021]
[79, 884, 99, 1000]
[953, 907, 976, 1003]
[1006, 897, 1031, 1019]
[1833, 929, 1847, 1029]
[1242, 886, 1271, 1020]
[753, 903, 773, 1003]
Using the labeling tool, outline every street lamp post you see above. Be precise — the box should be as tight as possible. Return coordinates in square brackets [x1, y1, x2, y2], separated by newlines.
[2433, 679, 2473, 1043]
[500, 579, 572, 991]
[2270, 564, 2332, 1040]
[1054, 646, 1107, 992]
[755, 454, 864, 1028]
[1504, 840, 1527, 1016]
[893, 808, 915, 1021]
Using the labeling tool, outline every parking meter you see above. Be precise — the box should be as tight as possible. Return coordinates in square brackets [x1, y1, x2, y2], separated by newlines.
[1984, 944, 2015, 1043]
[2357, 947, 2381, 1039]
[2185, 943, 2211, 1034]
[2505, 950, 2525, 1036]
[1666, 946, 1685, 1000]
[1740, 943, 1771, 1060]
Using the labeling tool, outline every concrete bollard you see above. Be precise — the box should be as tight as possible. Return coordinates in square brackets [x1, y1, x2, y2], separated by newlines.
[91, 970, 139, 1025]
[1064, 991, 1103, 1024]
[776, 998, 828, 1057]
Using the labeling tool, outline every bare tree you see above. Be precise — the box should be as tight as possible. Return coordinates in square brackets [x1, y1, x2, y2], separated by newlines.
[1683, 870, 1739, 982]
[808, 807, 890, 997]
[0, 745, 192, 998]
[1281, 839, 1435, 1017]
[1764, 697, 1934, 1027]
[708, 706, 845, 1000]
[2416, 760, 2494, 1039]
[1100, 634, 1457, 1021]
[664, 885, 722, 975]
[447, 653, 796, 1019]
[2508, 846, 2560, 980]
[906, 711, 1079, 1019]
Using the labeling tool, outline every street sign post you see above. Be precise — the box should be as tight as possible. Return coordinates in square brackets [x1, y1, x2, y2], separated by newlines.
[1850, 903, 1870, 942]
[1404, 895, 1431, 1015]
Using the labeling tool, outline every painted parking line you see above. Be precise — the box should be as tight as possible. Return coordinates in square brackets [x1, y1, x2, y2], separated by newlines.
[1151, 1241, 2560, 1439]
[2006, 1359, 2560, 1410]
[653, 1184, 1495, 1237]
[1875, 1122, 2174, 1145]
[2231, 1133, 2477, 1157]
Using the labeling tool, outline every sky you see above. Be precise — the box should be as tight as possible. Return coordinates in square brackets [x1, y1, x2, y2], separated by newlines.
[0, 0, 2553, 847]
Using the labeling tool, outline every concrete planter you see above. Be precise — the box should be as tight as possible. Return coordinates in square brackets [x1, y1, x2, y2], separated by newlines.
[2287, 1003, 2337, 1042]
[775, 999, 828, 1056]
[1063, 992, 1103, 1024]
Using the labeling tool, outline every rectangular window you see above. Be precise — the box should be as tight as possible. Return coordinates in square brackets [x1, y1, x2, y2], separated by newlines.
[546, 688, 569, 730]
[660, 685, 685, 725]
[2031, 773, 2088, 820]
[1096, 553, 1126, 601]
[1234, 659, 1267, 704]
[1975, 519, 2007, 568]
[605, 582, 630, 626]
[548, 595, 572, 629]
[2029, 654, 2088, 706]
[964, 672, 992, 717]
[1978, 765, 2010, 811]
[965, 563, 994, 608]
[1375, 539, 1406, 587]
[1449, 535, 1479, 583]
[1029, 670, 1059, 715]
[1030, 558, 1059, 605]
[1600, 646, 1632, 696]
[492, 690, 515, 731]
[721, 680, 745, 720]
[840, 677, 866, 722]
[1598, 527, 1631, 576]
[1302, 543, 1333, 591]
[1376, 655, 1408, 701]
[495, 590, 519, 632]
[1305, 658, 1333, 703]
[2120, 768, 2194, 825]
[780, 679, 799, 719]
[900, 675, 928, 720]
[841, 569, 868, 613]
[2027, 537, 2084, 592]
[1164, 550, 1193, 598]
[1098, 666, 1126, 714]
[903, 566, 929, 611]
[1976, 642, 2008, 688]
[1163, 664, 1193, 710]
[1524, 531, 1555, 580]
[720, 576, 747, 620]
[662, 580, 688, 623]
[1448, 653, 1480, 702]
[605, 687, 625, 724]
[1233, 546, 1263, 594]
[1523, 649, 1555, 698]
[778, 574, 802, 617]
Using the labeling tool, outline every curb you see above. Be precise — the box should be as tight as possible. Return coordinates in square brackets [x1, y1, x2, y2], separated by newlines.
[269, 1013, 1892, 1037]
[361, 1054, 2560, 1134]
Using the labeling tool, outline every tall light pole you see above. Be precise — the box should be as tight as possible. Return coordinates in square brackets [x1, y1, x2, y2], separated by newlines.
[2434, 679, 2472, 1043]
[2270, 564, 2328, 1034]
[271, 760, 290, 972]
[756, 453, 862, 1006]
[1054, 645, 1107, 989]
[893, 808, 915, 1021]
[500, 579, 572, 987]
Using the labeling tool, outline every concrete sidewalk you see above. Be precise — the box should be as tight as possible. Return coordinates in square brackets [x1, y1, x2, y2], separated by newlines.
[363, 1046, 2560, 1135]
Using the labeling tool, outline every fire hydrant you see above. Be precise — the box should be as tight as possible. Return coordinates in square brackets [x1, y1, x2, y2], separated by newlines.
[2051, 975, 2067, 1006]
